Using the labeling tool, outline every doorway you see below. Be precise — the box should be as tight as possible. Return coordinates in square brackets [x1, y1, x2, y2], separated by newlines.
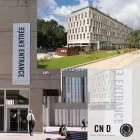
[7, 108, 28, 132]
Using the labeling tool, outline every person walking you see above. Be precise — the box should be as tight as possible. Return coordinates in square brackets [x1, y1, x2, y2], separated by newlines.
[81, 119, 86, 130]
[27, 110, 36, 136]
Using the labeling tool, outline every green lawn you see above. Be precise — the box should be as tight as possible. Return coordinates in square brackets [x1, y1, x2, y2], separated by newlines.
[37, 51, 118, 69]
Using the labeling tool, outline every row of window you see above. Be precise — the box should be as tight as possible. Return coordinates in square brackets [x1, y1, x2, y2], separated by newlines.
[68, 33, 125, 42]
[62, 77, 87, 103]
[68, 33, 89, 40]
[62, 69, 87, 72]
[69, 10, 132, 33]
[0, 90, 29, 105]
[90, 93, 112, 100]
[68, 25, 128, 39]
[92, 81, 115, 88]
[55, 109, 87, 127]
[91, 86, 114, 94]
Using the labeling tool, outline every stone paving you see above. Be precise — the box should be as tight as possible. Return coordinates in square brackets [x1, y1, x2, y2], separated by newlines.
[0, 127, 87, 140]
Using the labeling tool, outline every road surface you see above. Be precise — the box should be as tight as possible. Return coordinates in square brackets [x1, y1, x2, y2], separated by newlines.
[78, 51, 140, 69]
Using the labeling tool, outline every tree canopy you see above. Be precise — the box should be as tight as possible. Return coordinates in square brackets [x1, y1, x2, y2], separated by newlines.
[127, 30, 140, 46]
[37, 19, 67, 50]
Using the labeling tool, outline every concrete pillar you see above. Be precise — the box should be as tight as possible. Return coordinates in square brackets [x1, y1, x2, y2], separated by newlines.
[97, 41, 100, 50]
[47, 96, 50, 127]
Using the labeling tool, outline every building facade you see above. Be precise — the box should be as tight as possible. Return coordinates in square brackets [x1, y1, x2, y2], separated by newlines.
[0, 0, 61, 133]
[88, 69, 116, 110]
[43, 69, 88, 127]
[67, 6, 133, 50]
[90, 70, 115, 103]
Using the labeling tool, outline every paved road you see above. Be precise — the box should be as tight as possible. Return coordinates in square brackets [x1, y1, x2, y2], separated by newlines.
[63, 131, 87, 140]
[123, 55, 140, 69]
[78, 51, 140, 69]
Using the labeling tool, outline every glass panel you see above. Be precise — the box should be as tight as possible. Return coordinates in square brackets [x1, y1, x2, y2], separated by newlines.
[6, 90, 29, 105]
[19, 109, 28, 132]
[0, 90, 4, 104]
[0, 106, 4, 131]
[7, 108, 28, 132]
[9, 109, 18, 131]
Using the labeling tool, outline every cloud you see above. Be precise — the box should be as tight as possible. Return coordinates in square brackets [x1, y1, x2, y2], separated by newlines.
[38, 0, 90, 30]
[91, 0, 140, 29]
[54, 0, 89, 16]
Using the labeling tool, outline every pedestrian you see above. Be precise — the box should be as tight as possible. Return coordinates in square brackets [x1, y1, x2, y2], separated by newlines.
[27, 110, 36, 136]
[81, 119, 86, 130]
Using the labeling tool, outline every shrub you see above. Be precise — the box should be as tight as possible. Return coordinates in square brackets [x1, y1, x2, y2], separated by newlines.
[116, 50, 121, 54]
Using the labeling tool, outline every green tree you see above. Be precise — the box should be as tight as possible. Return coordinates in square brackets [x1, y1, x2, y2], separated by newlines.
[127, 30, 140, 47]
[37, 19, 67, 50]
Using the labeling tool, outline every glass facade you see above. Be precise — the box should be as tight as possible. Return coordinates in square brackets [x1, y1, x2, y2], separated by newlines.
[55, 109, 87, 127]
[0, 89, 29, 132]
[0, 106, 4, 131]
[0, 90, 4, 104]
[6, 90, 29, 105]
[62, 77, 87, 103]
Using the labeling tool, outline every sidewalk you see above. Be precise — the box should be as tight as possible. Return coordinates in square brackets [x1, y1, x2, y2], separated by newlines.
[0, 127, 87, 140]
[78, 50, 140, 68]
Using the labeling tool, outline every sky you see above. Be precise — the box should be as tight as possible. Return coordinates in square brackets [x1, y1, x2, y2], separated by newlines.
[38, 0, 140, 30]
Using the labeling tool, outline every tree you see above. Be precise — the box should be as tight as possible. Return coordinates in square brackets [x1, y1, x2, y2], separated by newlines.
[37, 19, 67, 50]
[127, 30, 140, 47]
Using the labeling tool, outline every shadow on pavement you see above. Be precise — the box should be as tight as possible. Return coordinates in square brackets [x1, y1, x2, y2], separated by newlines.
[45, 131, 87, 140]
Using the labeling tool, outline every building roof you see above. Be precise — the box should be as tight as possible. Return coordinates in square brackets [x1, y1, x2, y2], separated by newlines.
[71, 6, 133, 31]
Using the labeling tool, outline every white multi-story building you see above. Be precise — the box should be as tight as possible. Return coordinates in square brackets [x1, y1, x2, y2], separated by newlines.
[67, 6, 133, 50]
[89, 70, 115, 103]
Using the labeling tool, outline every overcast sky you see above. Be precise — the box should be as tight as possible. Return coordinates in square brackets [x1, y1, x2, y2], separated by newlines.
[38, 0, 140, 30]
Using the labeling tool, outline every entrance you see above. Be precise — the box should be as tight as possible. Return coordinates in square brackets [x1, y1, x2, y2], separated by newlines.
[7, 108, 28, 132]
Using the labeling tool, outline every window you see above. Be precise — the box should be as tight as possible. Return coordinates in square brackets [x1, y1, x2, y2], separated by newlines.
[87, 19, 89, 24]
[73, 29, 74, 33]
[83, 33, 85, 39]
[78, 14, 80, 19]
[80, 34, 82, 39]
[71, 23, 72, 27]
[77, 21, 78, 26]
[75, 28, 77, 33]
[89, 26, 91, 31]
[89, 11, 91, 17]
[87, 33, 89, 38]
[70, 17, 71, 22]
[6, 90, 29, 105]
[82, 27, 83, 32]
[71, 35, 73, 39]
[74, 22, 75, 27]
[78, 27, 80, 32]
[80, 20, 82, 26]
[85, 26, 87, 32]
[82, 13, 83, 18]
[75, 15, 77, 20]
[74, 35, 75, 39]
[0, 90, 4, 104]
[83, 20, 85, 25]
[85, 12, 87, 17]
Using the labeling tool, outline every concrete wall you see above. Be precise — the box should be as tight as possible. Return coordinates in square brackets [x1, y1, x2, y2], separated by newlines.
[0, 0, 61, 132]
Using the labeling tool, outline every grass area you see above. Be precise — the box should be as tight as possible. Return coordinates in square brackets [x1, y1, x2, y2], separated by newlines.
[37, 51, 118, 69]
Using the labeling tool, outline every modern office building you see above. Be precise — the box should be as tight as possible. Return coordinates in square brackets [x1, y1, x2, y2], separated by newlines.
[0, 0, 61, 133]
[89, 70, 115, 103]
[67, 6, 133, 50]
[88, 69, 116, 110]
[43, 69, 88, 127]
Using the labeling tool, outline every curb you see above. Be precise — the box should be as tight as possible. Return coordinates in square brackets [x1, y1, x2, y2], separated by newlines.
[66, 50, 139, 69]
